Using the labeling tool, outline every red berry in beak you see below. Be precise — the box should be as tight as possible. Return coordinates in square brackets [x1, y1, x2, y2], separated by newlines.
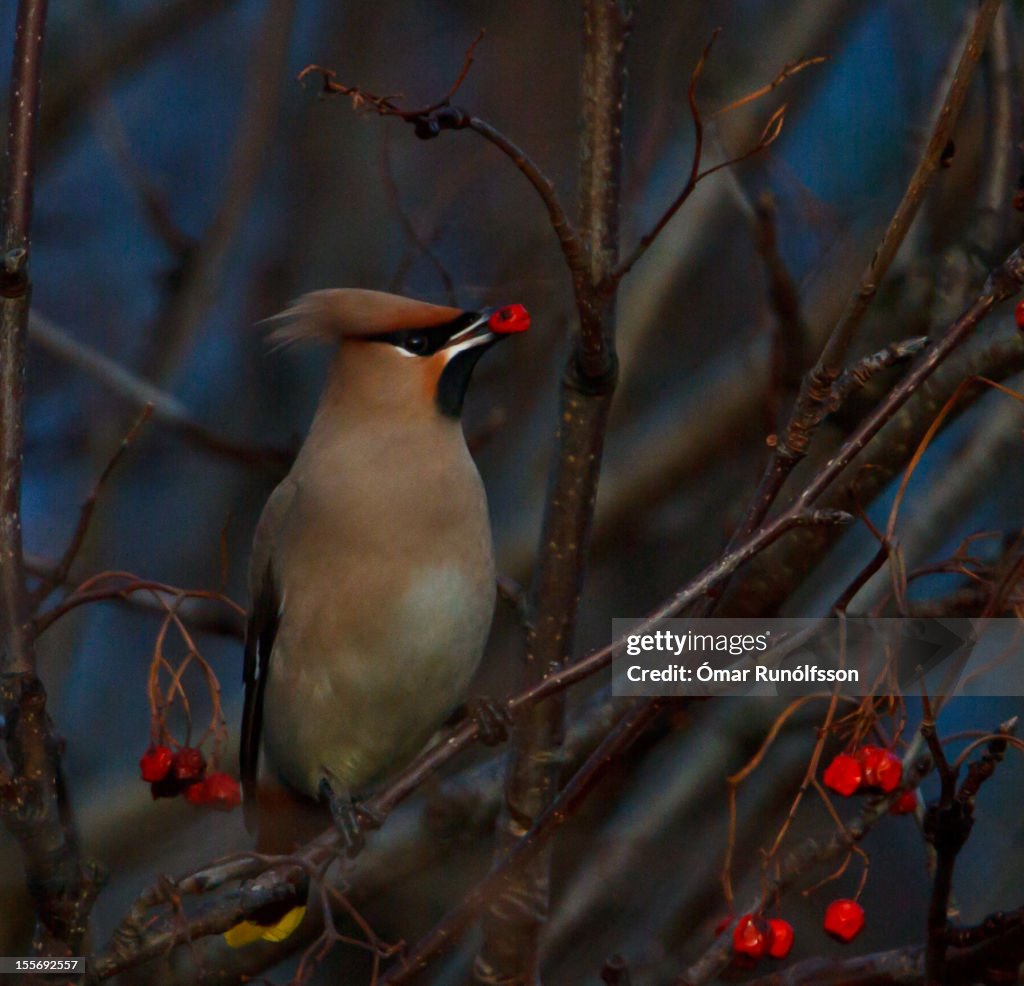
[488, 303, 530, 334]
[767, 918, 795, 959]
[824, 899, 865, 942]
[823, 753, 863, 796]
[139, 744, 174, 783]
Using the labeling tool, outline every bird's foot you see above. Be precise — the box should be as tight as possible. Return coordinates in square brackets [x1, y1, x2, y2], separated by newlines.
[467, 696, 514, 746]
[318, 774, 383, 858]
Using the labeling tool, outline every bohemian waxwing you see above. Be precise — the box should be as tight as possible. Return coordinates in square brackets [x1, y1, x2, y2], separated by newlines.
[239, 288, 529, 855]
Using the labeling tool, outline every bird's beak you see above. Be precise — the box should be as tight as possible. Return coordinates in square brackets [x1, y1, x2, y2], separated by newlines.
[441, 304, 530, 359]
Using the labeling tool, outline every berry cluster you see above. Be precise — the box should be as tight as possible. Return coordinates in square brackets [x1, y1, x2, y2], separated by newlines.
[823, 745, 901, 797]
[731, 899, 865, 963]
[139, 744, 241, 810]
[731, 915, 794, 960]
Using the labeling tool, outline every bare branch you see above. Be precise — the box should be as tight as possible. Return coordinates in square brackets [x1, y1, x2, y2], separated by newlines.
[146, 0, 296, 381]
[30, 312, 292, 470]
[611, 35, 806, 285]
[29, 405, 153, 608]
[828, 336, 930, 410]
[712, 54, 829, 118]
[298, 28, 485, 121]
[477, 3, 631, 976]
[380, 700, 664, 985]
[719, 0, 1003, 568]
[1, 0, 46, 676]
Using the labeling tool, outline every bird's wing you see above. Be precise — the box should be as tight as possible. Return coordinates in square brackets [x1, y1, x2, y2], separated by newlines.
[241, 477, 296, 832]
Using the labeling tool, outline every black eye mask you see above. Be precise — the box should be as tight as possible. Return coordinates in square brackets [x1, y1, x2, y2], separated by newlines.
[373, 312, 481, 356]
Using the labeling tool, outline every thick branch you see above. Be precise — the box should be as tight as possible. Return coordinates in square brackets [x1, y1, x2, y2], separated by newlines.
[0, 6, 103, 953]
[0, 0, 47, 675]
[381, 700, 663, 985]
[87, 507, 842, 981]
[475, 5, 630, 979]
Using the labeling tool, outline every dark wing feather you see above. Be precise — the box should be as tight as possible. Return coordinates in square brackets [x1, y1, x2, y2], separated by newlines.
[239, 476, 295, 834]
[240, 563, 279, 833]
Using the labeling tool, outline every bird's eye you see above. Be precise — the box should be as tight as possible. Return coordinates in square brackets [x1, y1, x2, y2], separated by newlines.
[403, 332, 430, 355]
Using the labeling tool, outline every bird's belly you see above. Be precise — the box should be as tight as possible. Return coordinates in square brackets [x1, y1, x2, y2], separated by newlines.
[262, 562, 494, 798]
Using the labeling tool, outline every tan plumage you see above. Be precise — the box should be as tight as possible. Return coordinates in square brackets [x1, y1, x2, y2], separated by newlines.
[241, 289, 526, 851]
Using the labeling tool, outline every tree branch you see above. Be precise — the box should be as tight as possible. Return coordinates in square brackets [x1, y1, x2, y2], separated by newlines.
[86, 505, 844, 981]
[475, 4, 631, 978]
[145, 0, 296, 381]
[0, 1, 100, 955]
[29, 311, 292, 470]
[728, 0, 1003, 554]
[380, 700, 664, 985]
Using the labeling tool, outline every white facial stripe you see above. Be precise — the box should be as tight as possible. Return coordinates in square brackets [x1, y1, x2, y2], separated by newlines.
[447, 312, 490, 345]
[444, 332, 493, 362]
[389, 312, 492, 359]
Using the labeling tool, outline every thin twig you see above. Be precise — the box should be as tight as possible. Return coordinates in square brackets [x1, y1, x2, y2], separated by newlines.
[611, 32, 790, 286]
[377, 131, 456, 305]
[712, 54, 828, 118]
[726, 0, 1003, 554]
[677, 757, 933, 986]
[29, 405, 153, 608]
[146, 0, 296, 381]
[756, 192, 809, 428]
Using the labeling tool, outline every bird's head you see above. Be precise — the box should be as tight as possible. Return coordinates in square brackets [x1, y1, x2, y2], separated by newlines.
[269, 289, 529, 419]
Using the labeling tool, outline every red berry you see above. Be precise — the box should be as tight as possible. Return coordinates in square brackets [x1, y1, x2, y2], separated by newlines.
[139, 744, 173, 783]
[824, 899, 865, 942]
[732, 914, 769, 959]
[1015, 299, 1024, 330]
[823, 753, 863, 796]
[184, 780, 208, 805]
[767, 918, 794, 959]
[202, 772, 242, 811]
[487, 303, 530, 335]
[890, 789, 918, 815]
[858, 746, 902, 792]
[172, 746, 207, 784]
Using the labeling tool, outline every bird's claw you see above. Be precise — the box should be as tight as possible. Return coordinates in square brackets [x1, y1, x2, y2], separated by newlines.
[319, 776, 383, 858]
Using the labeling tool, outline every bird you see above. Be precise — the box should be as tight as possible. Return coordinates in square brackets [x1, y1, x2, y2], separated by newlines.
[238, 288, 529, 862]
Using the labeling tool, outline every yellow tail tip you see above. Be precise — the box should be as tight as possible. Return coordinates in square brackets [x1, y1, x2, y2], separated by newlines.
[223, 905, 307, 948]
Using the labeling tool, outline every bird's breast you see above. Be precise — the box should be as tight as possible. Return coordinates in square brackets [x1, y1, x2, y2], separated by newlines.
[261, 450, 497, 799]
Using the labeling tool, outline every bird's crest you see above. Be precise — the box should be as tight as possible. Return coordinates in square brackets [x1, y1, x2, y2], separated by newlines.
[264, 289, 464, 347]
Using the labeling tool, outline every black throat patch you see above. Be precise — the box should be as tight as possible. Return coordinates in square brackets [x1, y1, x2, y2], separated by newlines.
[436, 344, 493, 418]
